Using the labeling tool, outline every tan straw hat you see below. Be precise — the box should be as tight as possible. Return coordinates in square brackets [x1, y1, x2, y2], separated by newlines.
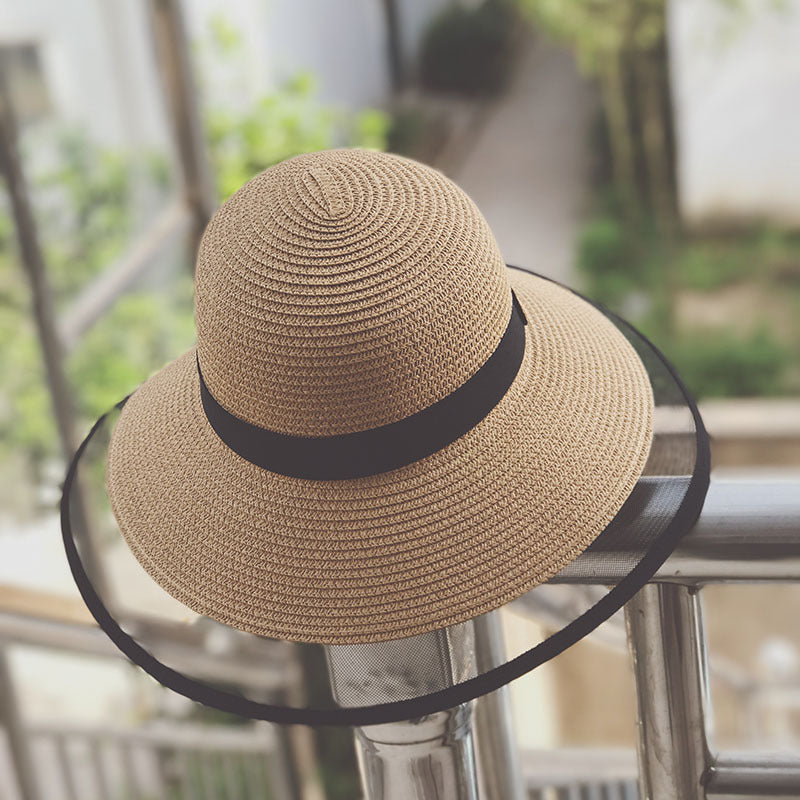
[106, 147, 654, 645]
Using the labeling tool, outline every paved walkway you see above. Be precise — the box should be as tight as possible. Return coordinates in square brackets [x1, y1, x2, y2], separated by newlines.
[449, 35, 596, 286]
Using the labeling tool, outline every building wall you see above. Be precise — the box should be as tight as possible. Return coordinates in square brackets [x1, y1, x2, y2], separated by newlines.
[0, 0, 171, 151]
[668, 0, 800, 226]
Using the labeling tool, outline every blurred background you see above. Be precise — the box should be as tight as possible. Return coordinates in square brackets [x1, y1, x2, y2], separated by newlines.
[0, 0, 798, 798]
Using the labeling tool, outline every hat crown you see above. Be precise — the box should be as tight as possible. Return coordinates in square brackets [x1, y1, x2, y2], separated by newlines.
[299, 165, 352, 218]
[194, 148, 511, 437]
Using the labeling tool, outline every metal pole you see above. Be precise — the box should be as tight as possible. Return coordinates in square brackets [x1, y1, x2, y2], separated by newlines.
[654, 478, 800, 583]
[625, 583, 712, 800]
[474, 690, 524, 800]
[0, 644, 41, 800]
[354, 704, 478, 800]
[326, 623, 482, 799]
[707, 754, 800, 796]
[472, 613, 526, 800]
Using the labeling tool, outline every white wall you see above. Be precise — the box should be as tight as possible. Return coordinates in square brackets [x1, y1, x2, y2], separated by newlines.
[0, 0, 172, 152]
[183, 0, 394, 112]
[262, 0, 392, 109]
[668, 0, 800, 226]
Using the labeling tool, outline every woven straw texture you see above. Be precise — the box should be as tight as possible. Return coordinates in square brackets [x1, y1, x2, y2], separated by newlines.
[106, 148, 654, 645]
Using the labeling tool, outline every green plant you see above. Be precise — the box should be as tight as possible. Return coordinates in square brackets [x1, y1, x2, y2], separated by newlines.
[33, 129, 168, 305]
[420, 0, 520, 96]
[677, 239, 753, 292]
[387, 107, 431, 156]
[576, 216, 638, 305]
[574, 202, 800, 400]
[198, 15, 389, 201]
[664, 326, 790, 399]
[0, 128, 177, 470]
[0, 14, 390, 491]
[677, 226, 800, 292]
[67, 282, 195, 420]
[205, 72, 388, 200]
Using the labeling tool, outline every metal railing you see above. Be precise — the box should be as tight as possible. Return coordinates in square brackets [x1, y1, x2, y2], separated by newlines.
[0, 636, 300, 800]
[0, 620, 305, 800]
[348, 479, 800, 799]
[619, 479, 800, 798]
[521, 748, 639, 799]
[23, 721, 291, 800]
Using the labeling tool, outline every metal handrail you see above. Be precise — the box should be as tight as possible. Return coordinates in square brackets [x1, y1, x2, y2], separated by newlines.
[349, 479, 800, 799]
[552, 478, 800, 584]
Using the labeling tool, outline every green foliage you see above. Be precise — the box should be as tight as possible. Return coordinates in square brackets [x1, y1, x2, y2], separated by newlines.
[576, 216, 637, 306]
[420, 0, 520, 96]
[67, 282, 195, 419]
[386, 107, 430, 156]
[153, 751, 271, 800]
[352, 107, 389, 151]
[663, 326, 789, 399]
[678, 226, 800, 292]
[199, 17, 389, 200]
[1, 12, 388, 497]
[0, 212, 52, 459]
[575, 197, 670, 307]
[518, 0, 664, 75]
[518, 0, 676, 231]
[206, 12, 241, 55]
[0, 311, 55, 458]
[677, 239, 753, 292]
[385, 105, 451, 161]
[575, 203, 800, 399]
[33, 128, 168, 305]
[0, 128, 178, 469]
[205, 72, 388, 200]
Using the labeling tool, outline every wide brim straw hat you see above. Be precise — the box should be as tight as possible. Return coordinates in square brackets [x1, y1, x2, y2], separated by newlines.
[102, 148, 658, 646]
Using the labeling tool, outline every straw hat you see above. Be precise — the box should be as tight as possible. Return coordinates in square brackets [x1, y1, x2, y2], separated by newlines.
[106, 148, 653, 645]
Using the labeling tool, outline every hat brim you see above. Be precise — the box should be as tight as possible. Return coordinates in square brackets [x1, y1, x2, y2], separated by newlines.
[105, 267, 654, 645]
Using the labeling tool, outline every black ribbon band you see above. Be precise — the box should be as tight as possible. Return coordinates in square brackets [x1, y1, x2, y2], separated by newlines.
[198, 289, 527, 480]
